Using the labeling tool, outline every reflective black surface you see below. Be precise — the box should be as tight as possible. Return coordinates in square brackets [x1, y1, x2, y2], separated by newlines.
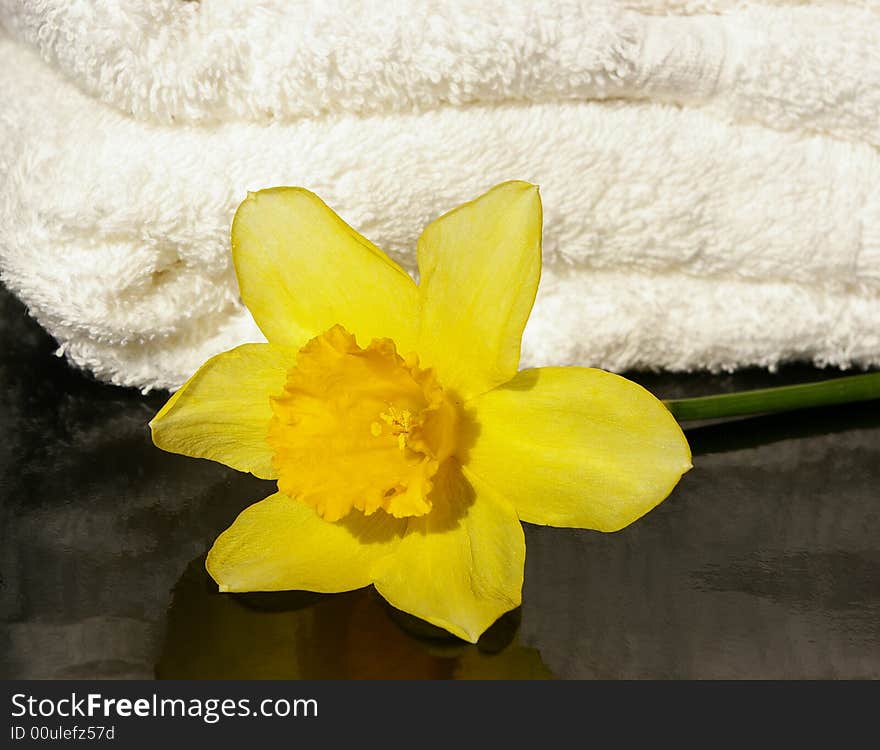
[1, 283, 878, 679]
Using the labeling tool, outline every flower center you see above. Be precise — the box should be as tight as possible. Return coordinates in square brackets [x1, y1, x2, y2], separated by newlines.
[267, 324, 459, 522]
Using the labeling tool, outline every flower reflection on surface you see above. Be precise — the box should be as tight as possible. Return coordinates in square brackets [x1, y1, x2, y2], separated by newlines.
[156, 556, 553, 680]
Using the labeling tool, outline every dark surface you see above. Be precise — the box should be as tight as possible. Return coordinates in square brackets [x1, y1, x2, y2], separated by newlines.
[1, 283, 878, 679]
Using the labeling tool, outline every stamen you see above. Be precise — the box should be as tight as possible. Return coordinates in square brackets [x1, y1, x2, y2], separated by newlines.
[378, 406, 416, 451]
[266, 324, 459, 522]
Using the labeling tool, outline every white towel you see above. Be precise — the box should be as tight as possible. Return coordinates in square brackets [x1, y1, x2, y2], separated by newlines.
[1, 0, 878, 391]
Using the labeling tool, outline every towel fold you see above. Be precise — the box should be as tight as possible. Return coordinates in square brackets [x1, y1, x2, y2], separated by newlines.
[1, 0, 878, 391]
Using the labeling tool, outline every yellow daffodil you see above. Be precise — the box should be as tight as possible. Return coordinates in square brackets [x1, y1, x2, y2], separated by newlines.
[150, 181, 691, 643]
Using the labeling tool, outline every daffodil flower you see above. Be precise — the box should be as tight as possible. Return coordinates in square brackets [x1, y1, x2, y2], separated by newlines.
[150, 181, 691, 642]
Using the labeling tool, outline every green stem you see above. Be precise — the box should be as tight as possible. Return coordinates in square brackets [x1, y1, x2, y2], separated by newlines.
[664, 372, 880, 422]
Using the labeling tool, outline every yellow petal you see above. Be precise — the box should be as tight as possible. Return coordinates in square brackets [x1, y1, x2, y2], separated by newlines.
[150, 343, 296, 478]
[374, 462, 525, 643]
[465, 368, 692, 532]
[232, 187, 419, 351]
[207, 492, 406, 593]
[416, 181, 542, 400]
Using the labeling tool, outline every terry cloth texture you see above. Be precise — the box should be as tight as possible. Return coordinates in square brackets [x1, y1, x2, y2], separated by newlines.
[0, 0, 879, 391]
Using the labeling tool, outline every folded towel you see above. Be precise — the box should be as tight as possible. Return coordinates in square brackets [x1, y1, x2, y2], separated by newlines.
[1, 0, 878, 391]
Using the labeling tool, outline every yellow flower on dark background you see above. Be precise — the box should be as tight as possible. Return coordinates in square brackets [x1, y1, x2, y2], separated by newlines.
[151, 181, 691, 642]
